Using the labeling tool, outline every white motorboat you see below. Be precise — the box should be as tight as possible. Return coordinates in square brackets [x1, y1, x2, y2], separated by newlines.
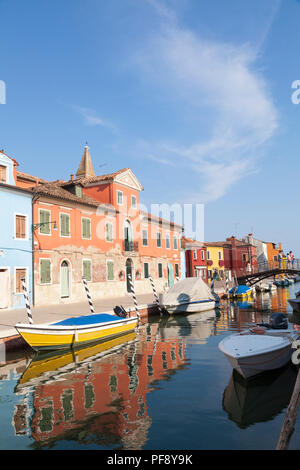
[161, 277, 219, 314]
[218, 313, 298, 380]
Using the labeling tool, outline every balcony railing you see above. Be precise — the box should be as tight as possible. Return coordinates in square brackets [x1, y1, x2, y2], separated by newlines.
[123, 240, 139, 253]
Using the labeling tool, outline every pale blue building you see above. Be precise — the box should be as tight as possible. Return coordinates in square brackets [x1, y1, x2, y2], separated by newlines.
[0, 150, 33, 309]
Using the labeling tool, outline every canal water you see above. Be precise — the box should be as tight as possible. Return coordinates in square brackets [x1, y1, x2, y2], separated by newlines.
[1, 283, 300, 450]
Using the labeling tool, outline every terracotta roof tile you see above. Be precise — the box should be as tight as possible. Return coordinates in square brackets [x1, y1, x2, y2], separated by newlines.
[27, 181, 100, 208]
[16, 171, 48, 184]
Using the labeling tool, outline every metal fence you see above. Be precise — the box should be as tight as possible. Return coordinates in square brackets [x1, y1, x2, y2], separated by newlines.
[233, 259, 300, 278]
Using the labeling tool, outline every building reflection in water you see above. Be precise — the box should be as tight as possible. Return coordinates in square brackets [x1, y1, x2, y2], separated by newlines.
[13, 321, 188, 449]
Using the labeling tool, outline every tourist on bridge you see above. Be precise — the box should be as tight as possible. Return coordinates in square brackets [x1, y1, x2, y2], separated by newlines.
[290, 251, 295, 269]
[287, 252, 291, 269]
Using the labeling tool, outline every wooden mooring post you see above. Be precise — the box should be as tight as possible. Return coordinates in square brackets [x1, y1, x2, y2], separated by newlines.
[276, 366, 300, 450]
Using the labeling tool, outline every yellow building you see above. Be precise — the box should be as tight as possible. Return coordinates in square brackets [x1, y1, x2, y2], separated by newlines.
[204, 243, 225, 281]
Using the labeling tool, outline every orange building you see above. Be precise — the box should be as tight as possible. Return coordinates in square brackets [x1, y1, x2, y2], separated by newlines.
[15, 145, 182, 306]
[265, 241, 283, 268]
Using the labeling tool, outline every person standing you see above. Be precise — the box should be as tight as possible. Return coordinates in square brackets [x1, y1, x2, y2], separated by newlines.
[290, 251, 295, 269]
[287, 252, 291, 269]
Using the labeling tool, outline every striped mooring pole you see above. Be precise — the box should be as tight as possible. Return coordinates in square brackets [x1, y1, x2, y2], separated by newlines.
[211, 270, 217, 291]
[225, 271, 229, 297]
[82, 277, 95, 313]
[149, 276, 163, 316]
[128, 274, 140, 320]
[21, 278, 33, 324]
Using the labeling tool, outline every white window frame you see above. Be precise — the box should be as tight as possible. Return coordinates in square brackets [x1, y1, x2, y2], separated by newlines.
[156, 232, 162, 248]
[0, 163, 8, 183]
[117, 190, 123, 206]
[14, 212, 28, 241]
[193, 249, 197, 260]
[14, 266, 28, 294]
[173, 236, 178, 250]
[201, 250, 205, 261]
[39, 258, 52, 285]
[82, 258, 92, 282]
[165, 233, 170, 250]
[131, 195, 137, 209]
[38, 208, 52, 236]
[59, 212, 71, 238]
[142, 229, 148, 247]
[81, 216, 92, 240]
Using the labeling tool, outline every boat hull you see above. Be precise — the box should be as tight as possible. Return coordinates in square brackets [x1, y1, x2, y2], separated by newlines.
[222, 344, 293, 379]
[16, 316, 138, 351]
[163, 299, 217, 314]
[219, 330, 298, 380]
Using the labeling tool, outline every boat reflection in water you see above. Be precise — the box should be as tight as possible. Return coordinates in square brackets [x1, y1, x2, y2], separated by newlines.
[14, 321, 188, 449]
[222, 364, 298, 429]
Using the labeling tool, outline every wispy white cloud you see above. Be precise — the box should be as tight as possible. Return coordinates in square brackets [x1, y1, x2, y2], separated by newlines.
[135, 1, 279, 202]
[145, 153, 175, 166]
[73, 105, 117, 131]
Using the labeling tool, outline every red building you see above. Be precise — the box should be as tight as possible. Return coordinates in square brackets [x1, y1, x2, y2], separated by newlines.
[209, 236, 258, 277]
[181, 237, 207, 282]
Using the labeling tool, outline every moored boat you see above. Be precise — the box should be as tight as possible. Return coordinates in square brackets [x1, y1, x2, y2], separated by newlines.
[15, 313, 139, 351]
[218, 313, 298, 379]
[161, 277, 219, 314]
[229, 285, 253, 300]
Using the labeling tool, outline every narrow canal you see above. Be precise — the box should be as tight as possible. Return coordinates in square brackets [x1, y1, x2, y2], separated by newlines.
[1, 283, 300, 450]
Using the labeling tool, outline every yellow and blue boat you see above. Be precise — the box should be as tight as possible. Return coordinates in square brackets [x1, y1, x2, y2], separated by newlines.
[15, 313, 139, 351]
[229, 285, 253, 301]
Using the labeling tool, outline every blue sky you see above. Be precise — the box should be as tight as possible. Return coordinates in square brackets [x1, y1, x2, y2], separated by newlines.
[1, 0, 300, 253]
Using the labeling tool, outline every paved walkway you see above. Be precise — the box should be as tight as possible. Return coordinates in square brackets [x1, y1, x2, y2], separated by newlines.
[0, 292, 157, 339]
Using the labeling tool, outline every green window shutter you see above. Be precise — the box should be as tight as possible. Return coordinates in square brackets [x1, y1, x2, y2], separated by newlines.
[61, 214, 70, 236]
[82, 218, 91, 239]
[158, 263, 163, 278]
[174, 237, 178, 250]
[107, 261, 114, 280]
[106, 223, 113, 242]
[144, 263, 149, 278]
[83, 260, 92, 281]
[166, 235, 170, 249]
[40, 259, 51, 284]
[40, 210, 50, 234]
[87, 219, 91, 238]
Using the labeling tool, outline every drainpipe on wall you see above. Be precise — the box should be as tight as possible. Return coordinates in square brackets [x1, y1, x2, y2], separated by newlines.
[31, 194, 39, 306]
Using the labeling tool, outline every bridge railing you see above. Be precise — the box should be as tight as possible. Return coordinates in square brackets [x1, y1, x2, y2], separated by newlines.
[234, 258, 300, 278]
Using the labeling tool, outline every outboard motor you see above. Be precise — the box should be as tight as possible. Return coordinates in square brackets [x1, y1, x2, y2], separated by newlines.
[269, 313, 288, 330]
[113, 305, 127, 318]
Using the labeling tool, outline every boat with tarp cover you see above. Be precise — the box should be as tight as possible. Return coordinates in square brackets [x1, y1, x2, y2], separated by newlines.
[15, 313, 139, 351]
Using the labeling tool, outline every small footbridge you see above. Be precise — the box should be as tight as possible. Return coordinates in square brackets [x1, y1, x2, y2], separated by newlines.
[236, 260, 300, 287]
